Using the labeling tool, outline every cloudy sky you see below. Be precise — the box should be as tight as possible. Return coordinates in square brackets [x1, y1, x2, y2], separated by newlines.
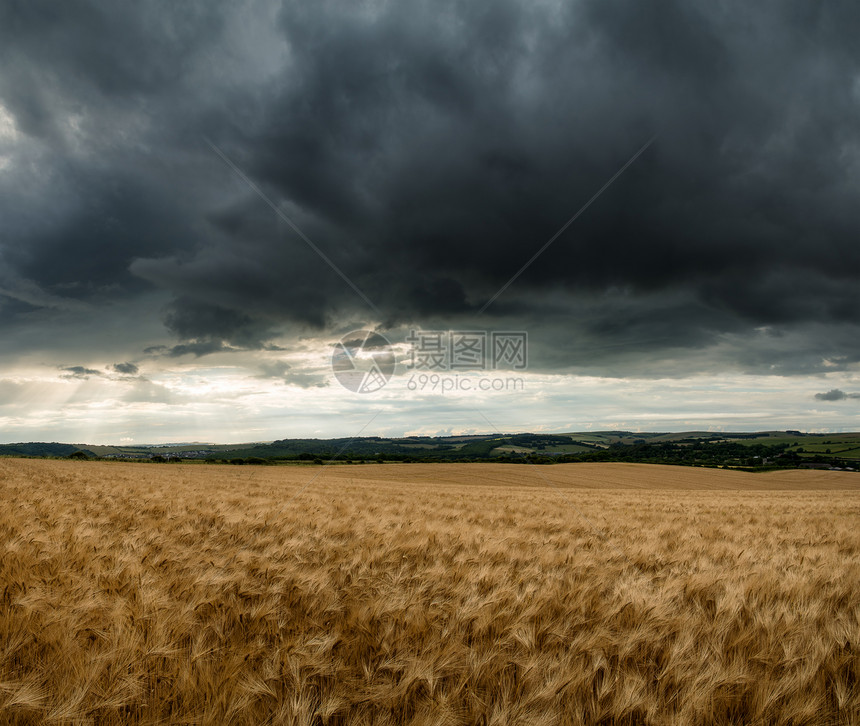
[1, 0, 859, 444]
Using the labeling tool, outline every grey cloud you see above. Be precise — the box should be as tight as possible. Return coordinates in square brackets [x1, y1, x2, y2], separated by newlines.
[143, 342, 229, 358]
[60, 365, 102, 379]
[112, 362, 139, 375]
[255, 360, 328, 388]
[814, 389, 860, 402]
[166, 341, 232, 358]
[256, 360, 291, 379]
[162, 298, 278, 350]
[0, 0, 858, 376]
[282, 371, 329, 389]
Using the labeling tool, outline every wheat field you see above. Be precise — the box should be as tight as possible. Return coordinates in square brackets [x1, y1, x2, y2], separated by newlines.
[0, 458, 858, 725]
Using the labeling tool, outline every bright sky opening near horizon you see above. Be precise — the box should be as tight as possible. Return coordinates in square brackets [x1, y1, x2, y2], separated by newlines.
[1, 0, 859, 444]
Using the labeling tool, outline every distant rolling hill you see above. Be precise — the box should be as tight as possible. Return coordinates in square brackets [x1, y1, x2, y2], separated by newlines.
[2, 430, 860, 471]
[0, 442, 95, 458]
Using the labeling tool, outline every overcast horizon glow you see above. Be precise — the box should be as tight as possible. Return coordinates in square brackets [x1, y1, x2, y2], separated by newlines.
[1, 1, 859, 444]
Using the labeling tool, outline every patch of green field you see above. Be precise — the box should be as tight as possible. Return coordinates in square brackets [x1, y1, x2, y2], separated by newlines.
[796, 445, 860, 459]
[491, 446, 533, 455]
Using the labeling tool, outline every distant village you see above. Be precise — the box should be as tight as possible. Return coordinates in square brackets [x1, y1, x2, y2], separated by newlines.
[101, 449, 217, 460]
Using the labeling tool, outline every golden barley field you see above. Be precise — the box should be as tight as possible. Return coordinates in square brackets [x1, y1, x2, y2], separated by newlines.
[0, 458, 858, 725]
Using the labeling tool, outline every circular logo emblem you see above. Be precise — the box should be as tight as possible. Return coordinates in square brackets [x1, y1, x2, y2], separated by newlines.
[331, 330, 395, 393]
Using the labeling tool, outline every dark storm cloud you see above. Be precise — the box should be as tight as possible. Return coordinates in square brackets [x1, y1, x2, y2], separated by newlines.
[162, 297, 278, 349]
[1, 0, 859, 374]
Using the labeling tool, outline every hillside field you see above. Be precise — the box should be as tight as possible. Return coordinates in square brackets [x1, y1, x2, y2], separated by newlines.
[0, 459, 858, 724]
